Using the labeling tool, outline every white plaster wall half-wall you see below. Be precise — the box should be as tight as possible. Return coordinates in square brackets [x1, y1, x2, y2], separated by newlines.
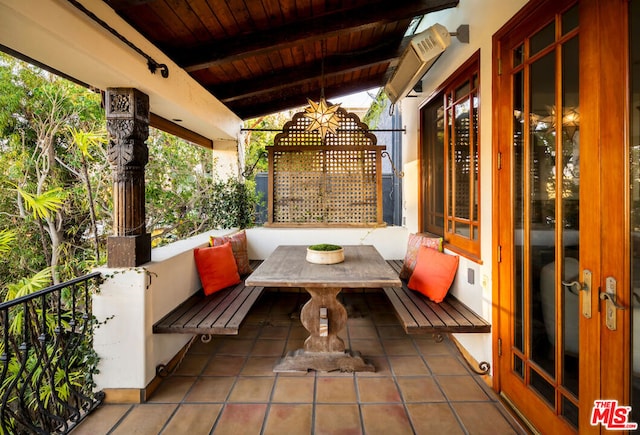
[399, 0, 528, 369]
[245, 226, 409, 260]
[93, 229, 236, 391]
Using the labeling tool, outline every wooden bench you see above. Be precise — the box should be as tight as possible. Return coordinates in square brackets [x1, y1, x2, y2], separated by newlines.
[383, 260, 491, 373]
[153, 260, 264, 337]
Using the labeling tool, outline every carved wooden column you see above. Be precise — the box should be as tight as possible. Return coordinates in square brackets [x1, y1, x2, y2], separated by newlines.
[105, 88, 151, 267]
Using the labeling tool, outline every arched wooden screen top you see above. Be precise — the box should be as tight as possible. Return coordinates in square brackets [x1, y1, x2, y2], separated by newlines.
[266, 106, 386, 227]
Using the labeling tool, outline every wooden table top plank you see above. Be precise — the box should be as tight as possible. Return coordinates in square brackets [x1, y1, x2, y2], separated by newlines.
[245, 245, 401, 288]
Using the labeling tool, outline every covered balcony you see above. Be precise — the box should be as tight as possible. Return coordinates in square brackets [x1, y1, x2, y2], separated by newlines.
[0, 0, 528, 433]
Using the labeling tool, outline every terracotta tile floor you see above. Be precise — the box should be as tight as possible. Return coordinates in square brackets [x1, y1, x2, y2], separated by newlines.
[74, 291, 529, 435]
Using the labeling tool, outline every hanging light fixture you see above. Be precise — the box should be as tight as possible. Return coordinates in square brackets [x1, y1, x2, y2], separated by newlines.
[303, 39, 341, 139]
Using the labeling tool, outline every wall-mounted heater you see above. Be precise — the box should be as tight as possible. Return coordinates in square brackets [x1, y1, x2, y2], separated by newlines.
[385, 23, 462, 104]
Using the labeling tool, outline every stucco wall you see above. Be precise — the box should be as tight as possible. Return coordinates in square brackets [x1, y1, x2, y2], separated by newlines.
[399, 0, 528, 366]
[245, 226, 409, 260]
[93, 230, 237, 391]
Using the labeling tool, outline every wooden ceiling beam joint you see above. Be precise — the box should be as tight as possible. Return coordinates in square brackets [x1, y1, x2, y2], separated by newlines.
[178, 0, 459, 71]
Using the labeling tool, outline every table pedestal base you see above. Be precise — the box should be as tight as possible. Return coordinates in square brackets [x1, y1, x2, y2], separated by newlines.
[273, 349, 375, 373]
[274, 286, 375, 372]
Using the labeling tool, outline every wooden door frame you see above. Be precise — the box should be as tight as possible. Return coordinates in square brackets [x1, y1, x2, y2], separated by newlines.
[493, 0, 632, 433]
[587, 0, 632, 415]
[575, 0, 602, 432]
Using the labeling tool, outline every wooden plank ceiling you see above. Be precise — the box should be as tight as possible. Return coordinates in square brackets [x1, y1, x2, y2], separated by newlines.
[105, 0, 459, 120]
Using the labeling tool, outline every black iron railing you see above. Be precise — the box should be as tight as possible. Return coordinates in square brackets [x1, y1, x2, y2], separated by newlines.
[0, 272, 105, 434]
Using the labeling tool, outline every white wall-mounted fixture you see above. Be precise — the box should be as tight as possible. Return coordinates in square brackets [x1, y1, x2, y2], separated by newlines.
[384, 23, 469, 104]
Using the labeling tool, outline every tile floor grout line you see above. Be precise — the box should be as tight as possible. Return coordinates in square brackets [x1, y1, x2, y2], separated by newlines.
[105, 404, 135, 435]
[156, 402, 181, 435]
[82, 292, 529, 435]
[394, 334, 421, 435]
[432, 371, 473, 434]
[390, 337, 422, 431]
[362, 293, 402, 434]
[209, 292, 270, 435]
[311, 371, 318, 435]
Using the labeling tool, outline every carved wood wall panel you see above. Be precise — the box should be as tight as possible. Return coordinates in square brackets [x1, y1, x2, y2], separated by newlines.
[267, 107, 385, 227]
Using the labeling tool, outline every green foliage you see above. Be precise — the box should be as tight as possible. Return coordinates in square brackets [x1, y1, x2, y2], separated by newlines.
[15, 186, 67, 220]
[68, 127, 107, 159]
[363, 90, 388, 129]
[308, 244, 342, 251]
[208, 178, 258, 230]
[4, 267, 52, 302]
[242, 111, 296, 177]
[0, 52, 107, 285]
[0, 229, 16, 255]
[0, 272, 102, 433]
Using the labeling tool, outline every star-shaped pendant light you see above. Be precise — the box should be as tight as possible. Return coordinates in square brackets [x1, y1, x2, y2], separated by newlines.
[303, 97, 341, 139]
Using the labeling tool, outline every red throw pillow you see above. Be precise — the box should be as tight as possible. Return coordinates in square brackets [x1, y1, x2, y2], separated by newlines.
[407, 246, 459, 303]
[399, 233, 444, 280]
[194, 242, 241, 295]
[210, 230, 252, 276]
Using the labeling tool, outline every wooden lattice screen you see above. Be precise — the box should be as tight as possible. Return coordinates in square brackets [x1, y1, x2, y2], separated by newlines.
[266, 107, 386, 227]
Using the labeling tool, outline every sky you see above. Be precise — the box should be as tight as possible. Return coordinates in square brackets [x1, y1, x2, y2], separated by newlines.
[331, 88, 379, 110]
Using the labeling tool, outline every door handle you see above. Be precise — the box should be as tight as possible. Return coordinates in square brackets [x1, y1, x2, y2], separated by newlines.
[599, 292, 627, 310]
[561, 280, 586, 294]
[562, 269, 592, 319]
[600, 276, 627, 331]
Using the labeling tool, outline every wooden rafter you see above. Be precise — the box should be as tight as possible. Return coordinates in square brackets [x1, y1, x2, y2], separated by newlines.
[175, 0, 458, 72]
[105, 0, 460, 119]
[213, 41, 409, 104]
[232, 77, 385, 120]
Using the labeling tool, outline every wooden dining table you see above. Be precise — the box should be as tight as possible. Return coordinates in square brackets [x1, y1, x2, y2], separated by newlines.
[245, 245, 402, 372]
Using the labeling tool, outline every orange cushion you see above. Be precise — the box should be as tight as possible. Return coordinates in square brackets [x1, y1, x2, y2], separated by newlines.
[194, 241, 241, 295]
[399, 233, 444, 280]
[407, 246, 459, 303]
[210, 230, 252, 276]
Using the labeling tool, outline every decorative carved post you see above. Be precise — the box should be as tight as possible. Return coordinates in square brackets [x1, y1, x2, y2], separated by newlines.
[105, 88, 151, 267]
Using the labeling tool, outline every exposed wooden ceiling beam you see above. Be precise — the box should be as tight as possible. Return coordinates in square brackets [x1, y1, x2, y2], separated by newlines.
[229, 77, 384, 120]
[149, 113, 213, 149]
[105, 0, 156, 8]
[177, 0, 458, 72]
[213, 43, 403, 103]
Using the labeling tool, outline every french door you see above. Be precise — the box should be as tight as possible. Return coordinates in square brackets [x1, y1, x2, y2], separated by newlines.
[494, 0, 635, 433]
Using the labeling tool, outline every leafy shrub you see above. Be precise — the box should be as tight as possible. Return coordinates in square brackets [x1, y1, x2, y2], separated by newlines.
[207, 178, 258, 230]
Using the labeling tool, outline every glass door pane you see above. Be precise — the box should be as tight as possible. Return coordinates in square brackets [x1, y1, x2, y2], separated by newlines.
[529, 50, 557, 384]
[509, 11, 580, 429]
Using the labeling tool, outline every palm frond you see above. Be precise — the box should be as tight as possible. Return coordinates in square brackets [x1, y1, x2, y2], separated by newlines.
[0, 229, 16, 254]
[16, 187, 67, 219]
[68, 127, 107, 159]
[5, 267, 53, 302]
